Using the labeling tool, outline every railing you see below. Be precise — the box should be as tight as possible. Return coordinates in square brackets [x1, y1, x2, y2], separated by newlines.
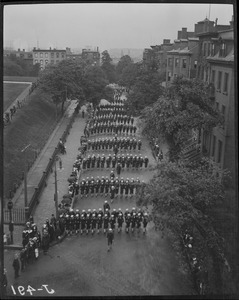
[4, 208, 26, 225]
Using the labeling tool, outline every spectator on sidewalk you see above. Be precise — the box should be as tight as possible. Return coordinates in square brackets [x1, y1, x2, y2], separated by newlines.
[107, 228, 114, 252]
[12, 253, 20, 279]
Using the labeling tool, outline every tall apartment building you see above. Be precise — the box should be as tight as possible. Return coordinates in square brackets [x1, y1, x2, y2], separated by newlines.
[32, 47, 68, 70]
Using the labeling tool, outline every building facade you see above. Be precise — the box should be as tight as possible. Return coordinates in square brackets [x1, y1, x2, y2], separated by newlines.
[202, 27, 235, 182]
[32, 47, 67, 70]
[81, 47, 100, 66]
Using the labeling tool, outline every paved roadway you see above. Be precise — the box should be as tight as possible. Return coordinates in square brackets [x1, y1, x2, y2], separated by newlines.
[4, 96, 195, 296]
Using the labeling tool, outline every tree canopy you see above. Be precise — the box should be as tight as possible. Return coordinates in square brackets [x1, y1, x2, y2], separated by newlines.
[101, 50, 117, 83]
[140, 77, 224, 160]
[125, 69, 164, 115]
[116, 55, 133, 77]
[4, 55, 40, 77]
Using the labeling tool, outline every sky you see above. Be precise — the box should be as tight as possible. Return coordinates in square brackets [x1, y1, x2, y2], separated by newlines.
[3, 3, 234, 52]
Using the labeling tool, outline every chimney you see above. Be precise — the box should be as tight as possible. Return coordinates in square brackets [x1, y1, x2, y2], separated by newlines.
[23, 49, 25, 52]
[18, 48, 20, 52]
[50, 47, 51, 50]
[33, 47, 36, 50]
[163, 39, 170, 44]
[97, 46, 99, 52]
[181, 27, 187, 39]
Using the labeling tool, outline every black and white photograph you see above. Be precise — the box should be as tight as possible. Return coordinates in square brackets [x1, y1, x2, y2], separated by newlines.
[1, 1, 237, 298]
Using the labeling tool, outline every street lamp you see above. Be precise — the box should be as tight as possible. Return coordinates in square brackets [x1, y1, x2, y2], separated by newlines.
[21, 144, 31, 222]
[7, 200, 14, 244]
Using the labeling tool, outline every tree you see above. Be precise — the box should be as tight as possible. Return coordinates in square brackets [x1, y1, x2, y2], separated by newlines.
[101, 50, 116, 83]
[117, 63, 140, 91]
[141, 77, 224, 160]
[82, 65, 110, 108]
[125, 70, 164, 115]
[116, 55, 133, 77]
[38, 59, 86, 115]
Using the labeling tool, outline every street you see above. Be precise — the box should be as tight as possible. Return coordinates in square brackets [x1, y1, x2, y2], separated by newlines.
[4, 97, 194, 296]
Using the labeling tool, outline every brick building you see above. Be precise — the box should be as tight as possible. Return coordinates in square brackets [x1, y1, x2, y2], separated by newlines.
[81, 47, 100, 66]
[166, 28, 199, 85]
[201, 26, 235, 183]
[32, 47, 68, 70]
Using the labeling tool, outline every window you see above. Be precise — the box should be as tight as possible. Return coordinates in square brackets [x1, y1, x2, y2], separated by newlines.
[167, 71, 171, 81]
[219, 43, 226, 57]
[56, 60, 59, 63]
[56, 53, 59, 58]
[174, 74, 178, 79]
[212, 135, 216, 157]
[51, 60, 54, 64]
[194, 60, 197, 69]
[203, 43, 207, 56]
[35, 59, 38, 63]
[40, 60, 43, 65]
[207, 43, 211, 56]
[51, 53, 54, 58]
[182, 59, 186, 68]
[223, 73, 229, 93]
[61, 53, 65, 58]
[168, 58, 172, 67]
[217, 140, 223, 163]
[211, 44, 215, 56]
[175, 58, 179, 67]
[40, 53, 43, 58]
[34, 53, 38, 58]
[45, 53, 48, 58]
[217, 71, 222, 91]
[211, 70, 215, 84]
[45, 60, 48, 65]
[221, 105, 226, 129]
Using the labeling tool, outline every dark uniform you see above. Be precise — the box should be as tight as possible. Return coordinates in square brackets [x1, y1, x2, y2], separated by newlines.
[91, 213, 97, 235]
[80, 212, 86, 234]
[120, 178, 125, 196]
[143, 213, 149, 233]
[95, 177, 100, 196]
[109, 214, 116, 230]
[144, 156, 149, 168]
[75, 213, 80, 234]
[103, 214, 109, 233]
[103, 201, 110, 213]
[86, 213, 92, 235]
[97, 210, 103, 233]
[125, 179, 130, 197]
[105, 178, 110, 195]
[131, 213, 137, 232]
[117, 211, 124, 233]
[115, 178, 120, 195]
[125, 213, 131, 233]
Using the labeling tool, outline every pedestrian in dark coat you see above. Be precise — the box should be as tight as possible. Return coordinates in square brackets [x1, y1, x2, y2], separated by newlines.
[116, 163, 121, 176]
[82, 110, 85, 118]
[13, 254, 20, 279]
[107, 228, 114, 251]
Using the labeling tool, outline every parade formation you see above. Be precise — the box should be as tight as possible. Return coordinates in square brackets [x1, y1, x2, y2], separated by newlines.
[14, 86, 152, 281]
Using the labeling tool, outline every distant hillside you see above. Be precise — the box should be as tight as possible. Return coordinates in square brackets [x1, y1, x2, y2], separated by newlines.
[108, 48, 144, 64]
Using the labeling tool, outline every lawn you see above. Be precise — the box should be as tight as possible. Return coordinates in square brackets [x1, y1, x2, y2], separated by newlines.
[3, 76, 37, 82]
[3, 82, 30, 111]
[4, 90, 58, 200]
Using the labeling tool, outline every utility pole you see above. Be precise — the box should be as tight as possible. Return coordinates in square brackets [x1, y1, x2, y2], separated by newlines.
[21, 144, 31, 221]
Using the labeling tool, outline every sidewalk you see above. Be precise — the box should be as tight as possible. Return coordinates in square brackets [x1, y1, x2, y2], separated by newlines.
[4, 100, 82, 244]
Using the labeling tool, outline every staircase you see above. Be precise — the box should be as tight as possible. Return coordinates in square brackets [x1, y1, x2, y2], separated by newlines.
[181, 140, 202, 164]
